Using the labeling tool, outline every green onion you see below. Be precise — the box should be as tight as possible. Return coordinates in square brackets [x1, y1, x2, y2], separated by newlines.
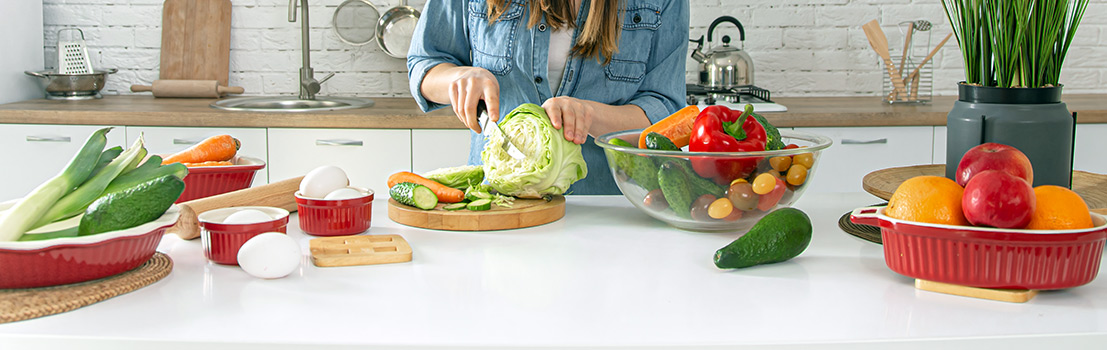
[32, 135, 147, 229]
[0, 127, 111, 241]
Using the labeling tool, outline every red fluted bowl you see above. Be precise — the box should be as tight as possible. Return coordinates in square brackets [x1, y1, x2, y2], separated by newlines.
[0, 202, 180, 289]
[851, 206, 1107, 290]
[198, 206, 289, 265]
[295, 188, 374, 236]
[177, 156, 265, 203]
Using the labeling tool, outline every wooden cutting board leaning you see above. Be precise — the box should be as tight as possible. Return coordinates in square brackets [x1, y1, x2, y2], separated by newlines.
[160, 0, 232, 85]
[387, 196, 566, 231]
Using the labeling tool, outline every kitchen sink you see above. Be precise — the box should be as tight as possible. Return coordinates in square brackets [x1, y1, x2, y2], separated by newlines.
[211, 96, 374, 112]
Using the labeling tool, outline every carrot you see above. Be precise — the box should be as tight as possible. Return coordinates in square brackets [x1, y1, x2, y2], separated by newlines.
[387, 171, 465, 203]
[162, 135, 240, 165]
[638, 105, 700, 149]
[182, 161, 234, 167]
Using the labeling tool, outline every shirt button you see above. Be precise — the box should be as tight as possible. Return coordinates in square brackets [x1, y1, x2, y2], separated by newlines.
[633, 14, 641, 23]
[535, 76, 544, 84]
[538, 23, 547, 31]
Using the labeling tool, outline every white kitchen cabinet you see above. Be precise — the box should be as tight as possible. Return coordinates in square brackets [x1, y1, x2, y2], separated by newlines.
[1074, 124, 1107, 174]
[267, 128, 412, 194]
[794, 126, 934, 194]
[933, 126, 947, 165]
[126, 127, 269, 186]
[0, 124, 126, 200]
[411, 129, 473, 174]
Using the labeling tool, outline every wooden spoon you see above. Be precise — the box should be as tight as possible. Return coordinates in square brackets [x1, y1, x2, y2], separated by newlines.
[862, 20, 908, 98]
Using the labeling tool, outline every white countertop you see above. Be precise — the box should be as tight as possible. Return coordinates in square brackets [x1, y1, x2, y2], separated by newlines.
[3, 193, 1107, 349]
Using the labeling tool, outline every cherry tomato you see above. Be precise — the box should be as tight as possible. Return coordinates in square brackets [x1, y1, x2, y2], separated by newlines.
[786, 164, 808, 186]
[752, 173, 776, 195]
[690, 194, 717, 221]
[708, 198, 734, 219]
[769, 156, 792, 172]
[793, 153, 815, 169]
[643, 189, 668, 211]
[722, 207, 744, 221]
[727, 181, 759, 211]
[784, 143, 799, 150]
[757, 177, 787, 211]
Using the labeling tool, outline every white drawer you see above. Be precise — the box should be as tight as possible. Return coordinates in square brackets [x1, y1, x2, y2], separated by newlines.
[267, 128, 412, 194]
[126, 126, 269, 186]
[0, 124, 127, 200]
[795, 126, 934, 194]
[1075, 124, 1107, 174]
[933, 126, 947, 165]
[411, 129, 473, 174]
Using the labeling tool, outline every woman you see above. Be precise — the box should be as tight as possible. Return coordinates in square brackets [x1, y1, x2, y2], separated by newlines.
[407, 0, 688, 194]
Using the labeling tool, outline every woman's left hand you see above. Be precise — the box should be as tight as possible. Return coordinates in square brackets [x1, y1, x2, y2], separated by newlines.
[542, 97, 595, 145]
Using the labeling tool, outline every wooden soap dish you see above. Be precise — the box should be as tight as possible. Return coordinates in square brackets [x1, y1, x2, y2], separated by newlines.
[915, 279, 1038, 303]
[309, 234, 412, 267]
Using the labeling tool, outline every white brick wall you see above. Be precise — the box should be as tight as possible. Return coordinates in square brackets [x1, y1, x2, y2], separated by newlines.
[41, 0, 1107, 98]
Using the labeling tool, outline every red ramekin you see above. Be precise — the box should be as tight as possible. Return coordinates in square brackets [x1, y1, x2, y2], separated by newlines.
[295, 188, 374, 236]
[199, 206, 290, 265]
[177, 156, 265, 203]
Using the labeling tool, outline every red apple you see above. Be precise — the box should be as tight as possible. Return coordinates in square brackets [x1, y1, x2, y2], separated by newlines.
[961, 170, 1036, 229]
[956, 142, 1034, 187]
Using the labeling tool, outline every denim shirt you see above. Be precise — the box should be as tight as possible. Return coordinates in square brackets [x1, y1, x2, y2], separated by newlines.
[407, 0, 689, 195]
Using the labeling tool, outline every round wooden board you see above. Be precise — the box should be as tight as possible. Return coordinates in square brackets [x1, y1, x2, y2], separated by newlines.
[387, 196, 566, 231]
[863, 164, 1107, 212]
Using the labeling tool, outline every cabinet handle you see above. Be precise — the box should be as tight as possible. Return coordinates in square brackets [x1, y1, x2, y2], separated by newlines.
[315, 139, 363, 146]
[173, 138, 201, 145]
[841, 138, 888, 145]
[26, 136, 72, 143]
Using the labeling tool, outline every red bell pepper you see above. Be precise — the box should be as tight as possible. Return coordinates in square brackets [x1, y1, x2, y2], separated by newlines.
[689, 105, 768, 184]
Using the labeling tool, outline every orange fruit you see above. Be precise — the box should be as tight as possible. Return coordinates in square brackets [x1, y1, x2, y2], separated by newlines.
[885, 176, 969, 226]
[1025, 185, 1093, 230]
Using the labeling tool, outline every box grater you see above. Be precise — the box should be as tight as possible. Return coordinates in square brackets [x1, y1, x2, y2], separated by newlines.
[56, 28, 94, 75]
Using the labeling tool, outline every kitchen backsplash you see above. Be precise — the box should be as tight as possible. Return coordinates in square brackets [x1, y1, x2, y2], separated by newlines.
[42, 0, 1107, 98]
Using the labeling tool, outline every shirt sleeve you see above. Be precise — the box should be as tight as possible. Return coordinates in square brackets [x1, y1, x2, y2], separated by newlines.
[407, 0, 473, 112]
[625, 0, 689, 124]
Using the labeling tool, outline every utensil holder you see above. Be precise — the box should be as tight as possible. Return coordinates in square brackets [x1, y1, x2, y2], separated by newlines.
[883, 28, 932, 104]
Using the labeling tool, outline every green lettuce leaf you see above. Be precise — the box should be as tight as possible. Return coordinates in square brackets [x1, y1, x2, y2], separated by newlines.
[481, 103, 588, 198]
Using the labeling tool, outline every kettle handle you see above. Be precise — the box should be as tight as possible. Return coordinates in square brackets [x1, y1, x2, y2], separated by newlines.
[707, 16, 745, 43]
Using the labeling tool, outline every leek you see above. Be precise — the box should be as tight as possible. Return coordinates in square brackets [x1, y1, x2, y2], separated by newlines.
[0, 127, 111, 241]
[32, 135, 147, 229]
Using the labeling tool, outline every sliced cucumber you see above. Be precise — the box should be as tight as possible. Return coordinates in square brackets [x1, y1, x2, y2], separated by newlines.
[443, 202, 469, 211]
[390, 182, 439, 210]
[466, 199, 492, 211]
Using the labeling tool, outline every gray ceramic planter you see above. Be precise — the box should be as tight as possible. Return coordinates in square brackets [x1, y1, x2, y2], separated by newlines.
[945, 83, 1074, 188]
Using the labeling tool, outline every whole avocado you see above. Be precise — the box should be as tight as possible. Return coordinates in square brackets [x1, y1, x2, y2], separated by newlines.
[714, 208, 813, 269]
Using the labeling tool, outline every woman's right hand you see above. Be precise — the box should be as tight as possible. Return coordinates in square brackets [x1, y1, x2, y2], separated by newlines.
[447, 67, 501, 133]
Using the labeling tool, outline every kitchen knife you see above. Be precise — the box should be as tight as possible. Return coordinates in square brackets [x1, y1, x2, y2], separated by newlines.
[478, 101, 526, 160]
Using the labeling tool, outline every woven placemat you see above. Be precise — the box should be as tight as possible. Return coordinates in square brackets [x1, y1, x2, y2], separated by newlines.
[0, 253, 172, 324]
[838, 203, 887, 244]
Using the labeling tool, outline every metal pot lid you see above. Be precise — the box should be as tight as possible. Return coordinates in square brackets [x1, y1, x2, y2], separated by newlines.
[376, 1, 421, 59]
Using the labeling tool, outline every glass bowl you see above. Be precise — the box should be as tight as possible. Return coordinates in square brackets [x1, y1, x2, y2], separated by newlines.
[596, 129, 833, 231]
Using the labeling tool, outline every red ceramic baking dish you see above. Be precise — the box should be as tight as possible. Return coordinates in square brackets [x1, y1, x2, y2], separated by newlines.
[0, 203, 180, 289]
[851, 206, 1107, 290]
[295, 188, 374, 236]
[198, 206, 289, 265]
[177, 156, 265, 203]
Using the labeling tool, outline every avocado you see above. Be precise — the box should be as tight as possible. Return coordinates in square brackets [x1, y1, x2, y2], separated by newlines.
[714, 208, 812, 269]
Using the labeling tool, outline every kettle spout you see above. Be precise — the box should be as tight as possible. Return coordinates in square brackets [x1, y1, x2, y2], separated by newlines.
[689, 36, 708, 64]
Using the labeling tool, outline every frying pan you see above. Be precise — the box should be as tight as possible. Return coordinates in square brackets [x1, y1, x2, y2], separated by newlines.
[376, 0, 421, 58]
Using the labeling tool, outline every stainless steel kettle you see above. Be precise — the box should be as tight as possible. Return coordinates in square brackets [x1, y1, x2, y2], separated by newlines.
[690, 16, 753, 89]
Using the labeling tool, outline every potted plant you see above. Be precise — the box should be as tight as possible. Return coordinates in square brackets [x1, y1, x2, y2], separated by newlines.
[942, 0, 1090, 187]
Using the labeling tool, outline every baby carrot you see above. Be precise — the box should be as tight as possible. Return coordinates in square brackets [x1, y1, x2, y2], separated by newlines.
[162, 135, 240, 165]
[387, 171, 465, 203]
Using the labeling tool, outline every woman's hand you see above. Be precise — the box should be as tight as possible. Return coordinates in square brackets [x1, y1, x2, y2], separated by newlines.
[446, 67, 501, 134]
[542, 97, 596, 145]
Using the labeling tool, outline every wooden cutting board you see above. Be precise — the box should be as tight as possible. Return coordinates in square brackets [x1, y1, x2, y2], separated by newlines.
[863, 164, 1107, 213]
[160, 0, 232, 86]
[387, 196, 566, 231]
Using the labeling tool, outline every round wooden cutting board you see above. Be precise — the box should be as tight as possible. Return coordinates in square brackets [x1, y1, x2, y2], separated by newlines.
[387, 196, 566, 231]
[863, 164, 1107, 213]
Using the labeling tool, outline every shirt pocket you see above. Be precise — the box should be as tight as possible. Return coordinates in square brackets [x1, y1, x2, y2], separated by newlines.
[604, 0, 664, 83]
[467, 0, 524, 76]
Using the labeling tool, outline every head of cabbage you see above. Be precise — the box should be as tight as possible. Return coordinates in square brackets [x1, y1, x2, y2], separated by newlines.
[481, 103, 587, 198]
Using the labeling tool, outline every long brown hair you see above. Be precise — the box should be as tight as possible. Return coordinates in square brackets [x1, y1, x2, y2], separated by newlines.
[486, 0, 623, 64]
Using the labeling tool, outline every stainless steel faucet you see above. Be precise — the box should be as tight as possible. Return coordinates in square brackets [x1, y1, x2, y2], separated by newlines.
[289, 0, 335, 100]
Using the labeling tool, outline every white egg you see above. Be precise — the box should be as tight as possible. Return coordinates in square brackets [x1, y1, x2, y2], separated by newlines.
[323, 187, 366, 200]
[237, 232, 301, 279]
[222, 209, 273, 224]
[300, 165, 349, 198]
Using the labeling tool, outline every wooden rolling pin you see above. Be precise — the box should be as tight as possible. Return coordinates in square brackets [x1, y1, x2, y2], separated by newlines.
[130, 79, 245, 98]
[166, 176, 303, 240]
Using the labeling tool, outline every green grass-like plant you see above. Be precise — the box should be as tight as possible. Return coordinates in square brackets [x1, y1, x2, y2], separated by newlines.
[942, 0, 1089, 88]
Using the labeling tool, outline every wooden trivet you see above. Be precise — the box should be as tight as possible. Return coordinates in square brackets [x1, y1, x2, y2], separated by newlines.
[915, 279, 1038, 303]
[0, 253, 172, 323]
[310, 234, 412, 267]
[863, 164, 1107, 211]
